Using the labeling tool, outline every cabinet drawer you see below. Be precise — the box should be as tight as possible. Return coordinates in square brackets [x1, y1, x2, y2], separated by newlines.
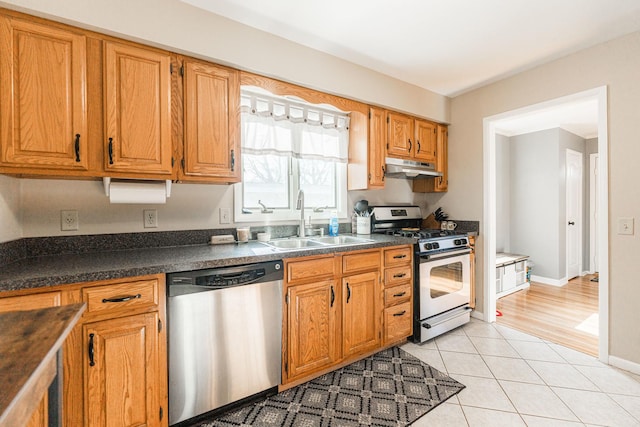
[384, 265, 412, 287]
[384, 302, 412, 344]
[384, 283, 412, 307]
[342, 250, 380, 274]
[286, 256, 335, 284]
[384, 246, 412, 267]
[82, 279, 159, 316]
[0, 291, 61, 313]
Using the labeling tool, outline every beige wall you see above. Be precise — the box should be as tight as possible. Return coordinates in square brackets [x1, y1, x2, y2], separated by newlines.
[0, 175, 20, 241]
[445, 31, 640, 364]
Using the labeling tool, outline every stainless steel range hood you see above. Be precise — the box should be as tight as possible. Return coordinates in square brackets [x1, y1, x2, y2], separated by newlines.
[384, 157, 442, 179]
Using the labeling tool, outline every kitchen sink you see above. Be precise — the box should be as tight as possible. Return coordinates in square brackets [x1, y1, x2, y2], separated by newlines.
[311, 236, 374, 245]
[260, 235, 375, 251]
[261, 238, 326, 249]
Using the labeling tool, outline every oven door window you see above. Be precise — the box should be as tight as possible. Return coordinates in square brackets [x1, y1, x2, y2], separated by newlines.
[430, 261, 464, 298]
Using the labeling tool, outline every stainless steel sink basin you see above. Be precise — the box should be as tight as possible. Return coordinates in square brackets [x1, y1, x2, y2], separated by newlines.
[311, 236, 374, 245]
[260, 235, 375, 251]
[261, 238, 326, 250]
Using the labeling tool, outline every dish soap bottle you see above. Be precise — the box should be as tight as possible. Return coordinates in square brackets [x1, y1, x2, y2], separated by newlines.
[329, 210, 339, 236]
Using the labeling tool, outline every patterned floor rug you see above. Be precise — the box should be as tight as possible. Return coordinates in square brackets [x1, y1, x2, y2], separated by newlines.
[190, 346, 465, 427]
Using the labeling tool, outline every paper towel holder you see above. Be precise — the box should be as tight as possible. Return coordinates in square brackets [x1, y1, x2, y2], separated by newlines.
[103, 177, 172, 198]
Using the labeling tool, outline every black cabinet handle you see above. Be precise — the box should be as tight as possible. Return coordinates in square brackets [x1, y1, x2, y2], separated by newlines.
[393, 310, 406, 317]
[393, 273, 407, 278]
[108, 137, 114, 164]
[417, 140, 421, 153]
[408, 139, 412, 153]
[568, 221, 575, 225]
[393, 291, 407, 297]
[74, 134, 81, 162]
[102, 294, 141, 303]
[88, 333, 95, 366]
[381, 165, 385, 182]
[230, 149, 235, 172]
[393, 254, 407, 259]
[330, 286, 335, 307]
[346, 283, 351, 303]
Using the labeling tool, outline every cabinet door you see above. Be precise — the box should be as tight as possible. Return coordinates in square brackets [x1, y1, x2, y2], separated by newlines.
[0, 17, 88, 171]
[434, 124, 448, 191]
[0, 291, 61, 427]
[104, 41, 172, 176]
[368, 107, 386, 187]
[342, 271, 380, 357]
[386, 112, 413, 158]
[83, 312, 162, 427]
[286, 280, 339, 381]
[414, 119, 437, 163]
[181, 60, 240, 182]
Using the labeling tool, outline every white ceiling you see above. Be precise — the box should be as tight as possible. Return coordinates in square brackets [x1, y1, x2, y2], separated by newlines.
[495, 98, 599, 139]
[180, 0, 640, 97]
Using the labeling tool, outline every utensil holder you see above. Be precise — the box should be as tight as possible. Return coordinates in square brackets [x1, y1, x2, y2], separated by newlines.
[356, 217, 371, 234]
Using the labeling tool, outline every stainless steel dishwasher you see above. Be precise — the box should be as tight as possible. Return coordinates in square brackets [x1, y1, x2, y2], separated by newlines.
[167, 260, 283, 425]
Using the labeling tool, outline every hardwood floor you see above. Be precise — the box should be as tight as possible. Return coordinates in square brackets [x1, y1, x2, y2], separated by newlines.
[496, 274, 599, 356]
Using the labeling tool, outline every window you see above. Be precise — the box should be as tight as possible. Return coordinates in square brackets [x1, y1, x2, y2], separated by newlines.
[234, 88, 349, 223]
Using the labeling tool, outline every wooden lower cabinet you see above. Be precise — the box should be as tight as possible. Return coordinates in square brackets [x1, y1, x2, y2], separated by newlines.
[0, 292, 62, 427]
[0, 274, 167, 427]
[382, 246, 414, 345]
[284, 249, 392, 386]
[83, 312, 162, 427]
[286, 279, 339, 379]
[342, 271, 380, 357]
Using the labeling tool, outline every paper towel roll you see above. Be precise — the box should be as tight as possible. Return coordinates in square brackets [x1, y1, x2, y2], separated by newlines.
[107, 180, 169, 204]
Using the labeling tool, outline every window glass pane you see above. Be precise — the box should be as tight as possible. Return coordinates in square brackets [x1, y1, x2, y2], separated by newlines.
[299, 158, 336, 209]
[243, 154, 289, 208]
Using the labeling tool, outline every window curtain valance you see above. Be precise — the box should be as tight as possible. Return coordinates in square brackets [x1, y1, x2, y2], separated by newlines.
[240, 89, 350, 163]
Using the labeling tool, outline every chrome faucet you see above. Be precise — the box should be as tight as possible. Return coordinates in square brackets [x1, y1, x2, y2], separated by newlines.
[296, 190, 305, 237]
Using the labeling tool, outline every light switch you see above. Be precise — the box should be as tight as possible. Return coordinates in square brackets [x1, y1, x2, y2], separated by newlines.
[618, 217, 634, 235]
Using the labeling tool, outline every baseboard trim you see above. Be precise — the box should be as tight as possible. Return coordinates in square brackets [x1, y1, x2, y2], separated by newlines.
[609, 355, 640, 376]
[531, 275, 567, 287]
[471, 310, 484, 321]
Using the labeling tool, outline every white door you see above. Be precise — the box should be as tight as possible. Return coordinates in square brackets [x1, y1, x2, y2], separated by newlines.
[566, 149, 583, 280]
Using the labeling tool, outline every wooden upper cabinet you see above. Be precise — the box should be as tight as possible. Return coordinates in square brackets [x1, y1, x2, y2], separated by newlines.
[103, 41, 173, 176]
[368, 107, 386, 187]
[414, 119, 437, 163]
[413, 124, 448, 193]
[0, 16, 89, 172]
[387, 112, 413, 158]
[180, 60, 240, 182]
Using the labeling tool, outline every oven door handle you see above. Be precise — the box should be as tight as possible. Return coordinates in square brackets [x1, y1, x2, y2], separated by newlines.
[422, 306, 472, 329]
[419, 248, 471, 262]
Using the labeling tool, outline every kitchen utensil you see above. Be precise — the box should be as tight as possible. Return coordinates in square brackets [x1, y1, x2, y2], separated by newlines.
[354, 200, 369, 216]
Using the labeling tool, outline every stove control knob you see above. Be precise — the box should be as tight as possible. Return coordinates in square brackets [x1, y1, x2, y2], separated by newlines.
[425, 243, 432, 250]
[460, 238, 467, 245]
[454, 239, 461, 245]
[433, 242, 440, 249]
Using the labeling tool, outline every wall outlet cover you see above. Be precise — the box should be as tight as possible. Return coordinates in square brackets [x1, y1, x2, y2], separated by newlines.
[618, 217, 634, 235]
[144, 209, 158, 228]
[220, 207, 231, 224]
[61, 210, 79, 231]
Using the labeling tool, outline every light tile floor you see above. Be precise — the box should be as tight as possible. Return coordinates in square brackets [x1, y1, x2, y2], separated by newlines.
[402, 318, 640, 427]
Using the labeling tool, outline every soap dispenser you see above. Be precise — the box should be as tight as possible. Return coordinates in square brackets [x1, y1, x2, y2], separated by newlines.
[329, 210, 339, 236]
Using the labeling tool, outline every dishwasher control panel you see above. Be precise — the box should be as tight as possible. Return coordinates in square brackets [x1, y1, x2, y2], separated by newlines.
[196, 269, 266, 287]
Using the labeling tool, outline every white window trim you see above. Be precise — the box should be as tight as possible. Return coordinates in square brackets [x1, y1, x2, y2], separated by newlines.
[233, 162, 348, 224]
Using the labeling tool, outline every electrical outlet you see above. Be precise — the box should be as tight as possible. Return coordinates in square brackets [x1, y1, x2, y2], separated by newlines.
[61, 210, 79, 231]
[618, 217, 634, 235]
[144, 209, 158, 228]
[220, 207, 231, 224]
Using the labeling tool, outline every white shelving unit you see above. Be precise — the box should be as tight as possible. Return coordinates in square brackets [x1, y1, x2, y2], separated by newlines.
[496, 253, 530, 298]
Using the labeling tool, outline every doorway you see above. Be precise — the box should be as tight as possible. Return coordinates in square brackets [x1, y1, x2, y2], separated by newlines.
[482, 87, 609, 362]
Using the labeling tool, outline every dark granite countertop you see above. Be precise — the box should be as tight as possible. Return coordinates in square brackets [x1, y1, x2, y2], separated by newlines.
[0, 234, 415, 292]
